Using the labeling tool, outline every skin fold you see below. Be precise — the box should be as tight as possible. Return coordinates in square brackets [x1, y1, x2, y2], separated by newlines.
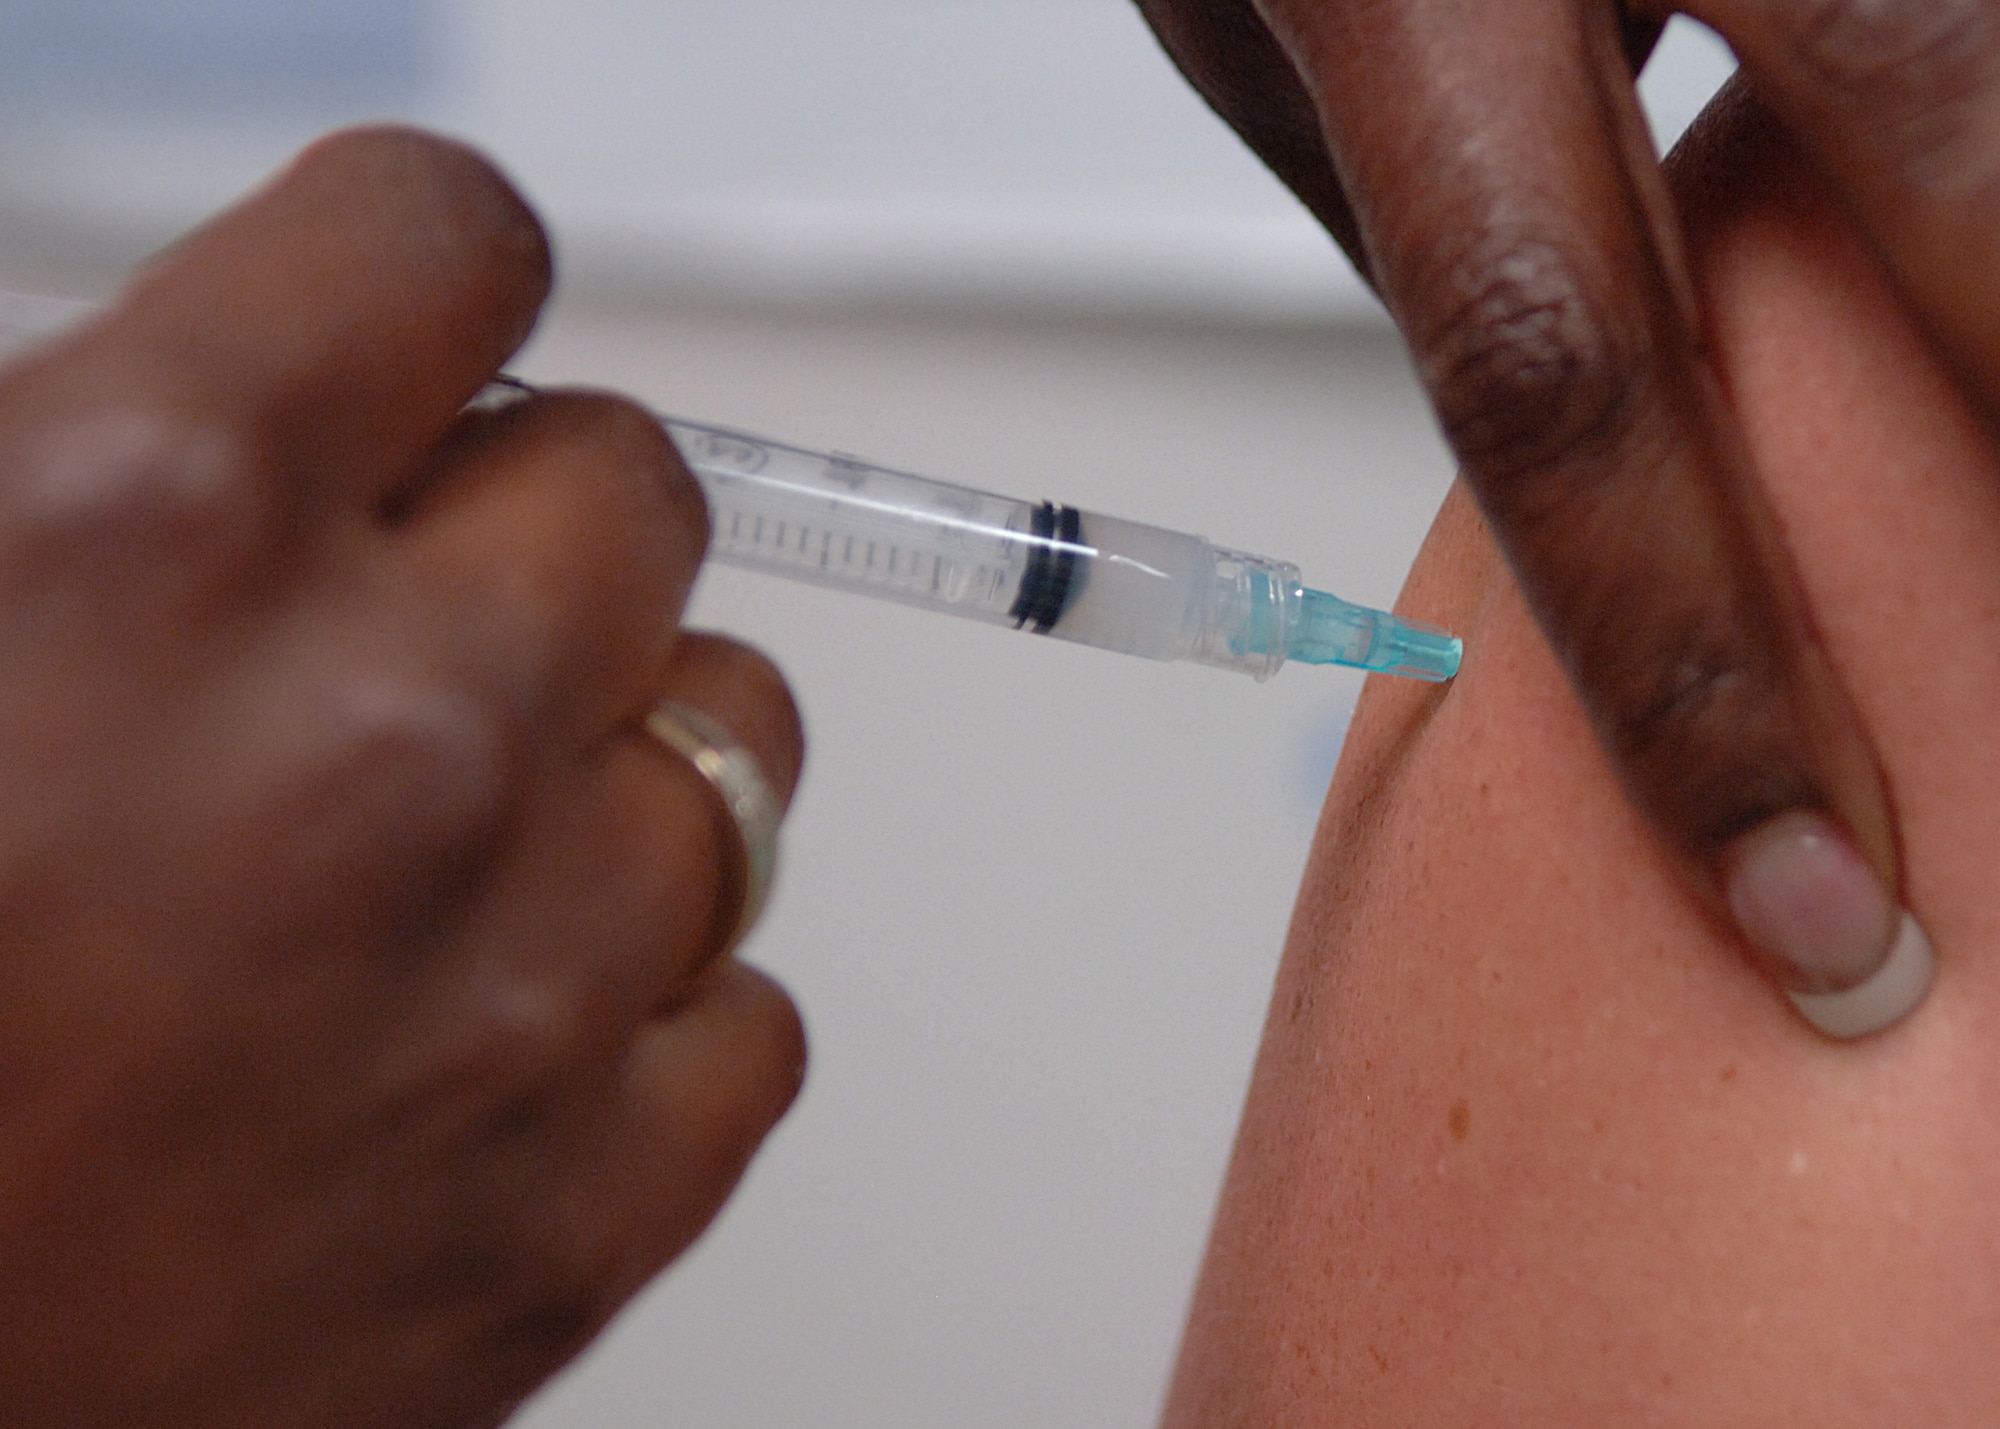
[1163, 89, 2000, 1427]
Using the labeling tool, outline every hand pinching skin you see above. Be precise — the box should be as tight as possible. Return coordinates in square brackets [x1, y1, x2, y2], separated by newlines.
[1131, 0, 1978, 1032]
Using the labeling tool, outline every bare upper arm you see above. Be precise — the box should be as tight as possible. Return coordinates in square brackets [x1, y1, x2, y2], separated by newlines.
[1165, 89, 2000, 1428]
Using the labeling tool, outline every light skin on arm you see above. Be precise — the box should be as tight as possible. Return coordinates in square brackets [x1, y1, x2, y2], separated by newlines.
[1163, 89, 2000, 1427]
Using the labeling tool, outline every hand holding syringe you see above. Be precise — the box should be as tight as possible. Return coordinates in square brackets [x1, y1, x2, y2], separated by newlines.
[0, 131, 1459, 1429]
[3, 293, 1459, 683]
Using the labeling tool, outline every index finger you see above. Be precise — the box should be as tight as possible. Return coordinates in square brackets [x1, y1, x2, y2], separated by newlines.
[1251, 0, 1922, 1032]
[6, 126, 551, 513]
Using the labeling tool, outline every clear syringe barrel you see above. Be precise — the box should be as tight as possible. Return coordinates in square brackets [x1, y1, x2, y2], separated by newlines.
[667, 417, 1459, 683]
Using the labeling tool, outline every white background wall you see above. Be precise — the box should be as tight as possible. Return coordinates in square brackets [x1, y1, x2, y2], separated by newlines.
[0, 7, 1732, 1425]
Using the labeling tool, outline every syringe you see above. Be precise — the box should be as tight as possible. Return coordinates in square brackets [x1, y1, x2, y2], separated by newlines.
[0, 297, 1459, 682]
[666, 415, 1458, 682]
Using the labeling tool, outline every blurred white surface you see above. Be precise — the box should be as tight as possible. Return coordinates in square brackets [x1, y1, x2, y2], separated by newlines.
[0, 4, 1733, 319]
[0, 7, 1733, 1427]
[0, 0, 1369, 317]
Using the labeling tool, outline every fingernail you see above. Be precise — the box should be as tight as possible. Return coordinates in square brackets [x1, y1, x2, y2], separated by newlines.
[465, 375, 538, 413]
[1724, 811, 1932, 1036]
[1786, 911, 1934, 1040]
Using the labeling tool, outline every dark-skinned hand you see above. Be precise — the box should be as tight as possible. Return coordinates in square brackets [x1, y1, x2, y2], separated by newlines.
[1133, 0, 1995, 1026]
[0, 128, 805, 1427]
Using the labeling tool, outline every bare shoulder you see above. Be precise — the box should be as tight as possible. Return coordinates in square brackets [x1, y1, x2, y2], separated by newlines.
[1167, 93, 2000, 1428]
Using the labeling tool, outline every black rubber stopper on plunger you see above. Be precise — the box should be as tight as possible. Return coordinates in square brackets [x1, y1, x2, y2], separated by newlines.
[1009, 503, 1082, 634]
